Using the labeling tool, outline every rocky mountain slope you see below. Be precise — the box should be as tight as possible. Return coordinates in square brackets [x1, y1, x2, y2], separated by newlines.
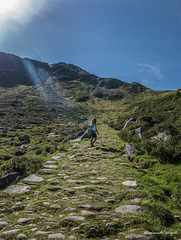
[0, 52, 181, 239]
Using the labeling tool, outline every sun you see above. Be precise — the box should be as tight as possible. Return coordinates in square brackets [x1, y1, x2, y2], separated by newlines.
[0, 0, 27, 18]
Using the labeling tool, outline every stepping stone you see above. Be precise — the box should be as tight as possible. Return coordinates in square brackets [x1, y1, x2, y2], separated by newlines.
[43, 165, 58, 169]
[50, 204, 61, 209]
[0, 221, 8, 228]
[122, 181, 137, 187]
[23, 174, 43, 182]
[4, 185, 31, 194]
[36, 231, 51, 236]
[46, 161, 57, 164]
[124, 190, 137, 194]
[38, 169, 53, 175]
[104, 199, 116, 203]
[115, 205, 142, 214]
[48, 233, 65, 239]
[79, 204, 103, 211]
[130, 198, 142, 203]
[3, 229, 20, 235]
[63, 216, 85, 222]
[51, 153, 65, 160]
[73, 185, 91, 189]
[17, 218, 33, 224]
[17, 233, 28, 239]
[90, 181, 100, 184]
[81, 210, 95, 216]
[126, 235, 153, 239]
[63, 207, 76, 212]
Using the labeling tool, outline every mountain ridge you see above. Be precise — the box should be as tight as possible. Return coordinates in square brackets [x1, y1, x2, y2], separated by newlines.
[0, 52, 147, 96]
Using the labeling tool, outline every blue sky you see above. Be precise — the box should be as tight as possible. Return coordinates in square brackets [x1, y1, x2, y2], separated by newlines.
[0, 0, 181, 90]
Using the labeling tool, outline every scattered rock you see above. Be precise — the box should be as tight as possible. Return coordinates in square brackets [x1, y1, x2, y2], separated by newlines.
[22, 174, 43, 182]
[122, 181, 137, 187]
[38, 169, 53, 175]
[4, 185, 31, 194]
[48, 233, 65, 239]
[115, 205, 142, 214]
[106, 223, 116, 228]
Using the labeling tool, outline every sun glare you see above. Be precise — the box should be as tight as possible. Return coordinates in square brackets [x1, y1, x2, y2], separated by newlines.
[0, 0, 26, 17]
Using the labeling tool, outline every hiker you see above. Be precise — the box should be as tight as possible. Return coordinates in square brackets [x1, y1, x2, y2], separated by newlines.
[90, 117, 99, 148]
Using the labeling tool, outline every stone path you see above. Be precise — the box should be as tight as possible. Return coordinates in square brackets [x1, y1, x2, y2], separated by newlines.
[0, 124, 152, 239]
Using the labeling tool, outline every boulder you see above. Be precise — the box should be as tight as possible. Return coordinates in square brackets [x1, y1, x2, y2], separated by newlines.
[18, 135, 30, 143]
[151, 131, 171, 142]
[0, 172, 19, 189]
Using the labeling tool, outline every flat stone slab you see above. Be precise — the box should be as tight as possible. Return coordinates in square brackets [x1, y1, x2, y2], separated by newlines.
[3, 229, 20, 235]
[122, 181, 137, 187]
[81, 210, 95, 216]
[46, 161, 57, 164]
[115, 205, 142, 214]
[63, 207, 76, 212]
[17, 234, 28, 239]
[4, 185, 31, 194]
[43, 165, 58, 169]
[48, 233, 65, 239]
[36, 231, 51, 236]
[104, 199, 116, 203]
[23, 174, 43, 182]
[17, 218, 33, 224]
[63, 216, 85, 221]
[51, 153, 65, 160]
[0, 221, 8, 227]
[126, 234, 153, 240]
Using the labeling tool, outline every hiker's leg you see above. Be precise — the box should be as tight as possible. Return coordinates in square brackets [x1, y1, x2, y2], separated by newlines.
[92, 137, 97, 144]
[90, 137, 93, 146]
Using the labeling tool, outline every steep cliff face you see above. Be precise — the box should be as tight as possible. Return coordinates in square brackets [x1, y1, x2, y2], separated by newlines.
[0, 52, 49, 87]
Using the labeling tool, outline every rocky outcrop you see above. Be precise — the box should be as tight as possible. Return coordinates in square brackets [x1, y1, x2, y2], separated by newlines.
[0, 172, 19, 189]
[124, 143, 135, 155]
[151, 131, 171, 142]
